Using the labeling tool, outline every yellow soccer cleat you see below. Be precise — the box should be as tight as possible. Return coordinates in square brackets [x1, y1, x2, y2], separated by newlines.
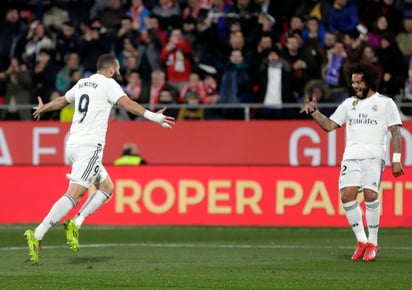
[24, 229, 40, 264]
[64, 219, 79, 252]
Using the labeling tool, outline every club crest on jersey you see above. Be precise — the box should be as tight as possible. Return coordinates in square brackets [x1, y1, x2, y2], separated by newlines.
[372, 104, 378, 112]
[352, 100, 358, 110]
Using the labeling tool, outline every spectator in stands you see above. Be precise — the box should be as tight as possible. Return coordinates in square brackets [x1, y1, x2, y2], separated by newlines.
[219, 49, 254, 119]
[179, 72, 207, 103]
[149, 70, 179, 108]
[204, 86, 224, 120]
[145, 17, 168, 46]
[209, 0, 234, 41]
[203, 71, 218, 96]
[279, 15, 306, 47]
[182, 0, 203, 22]
[322, 40, 349, 103]
[295, 0, 330, 29]
[177, 89, 205, 120]
[349, 43, 384, 89]
[340, 30, 364, 57]
[254, 47, 294, 119]
[135, 23, 164, 85]
[225, 30, 255, 76]
[54, 21, 81, 66]
[42, 4, 70, 34]
[0, 58, 32, 120]
[395, 0, 412, 19]
[361, 0, 403, 36]
[151, 0, 182, 33]
[376, 33, 406, 99]
[302, 16, 326, 47]
[226, 0, 261, 49]
[160, 28, 193, 91]
[0, 7, 28, 71]
[299, 22, 328, 80]
[125, 70, 150, 105]
[280, 33, 315, 102]
[59, 0, 94, 28]
[327, 0, 359, 34]
[114, 143, 148, 165]
[255, 32, 276, 69]
[255, 0, 284, 41]
[114, 16, 139, 57]
[181, 16, 198, 53]
[23, 20, 55, 68]
[126, 0, 151, 33]
[78, 19, 111, 76]
[323, 30, 337, 54]
[302, 78, 334, 117]
[256, 12, 278, 45]
[117, 54, 137, 86]
[157, 87, 179, 118]
[55, 52, 84, 94]
[31, 48, 59, 105]
[94, 0, 126, 38]
[396, 16, 412, 72]
[191, 10, 226, 72]
[117, 37, 139, 69]
[366, 16, 389, 50]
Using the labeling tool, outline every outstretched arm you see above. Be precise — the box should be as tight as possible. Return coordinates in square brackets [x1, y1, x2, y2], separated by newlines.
[116, 96, 175, 128]
[390, 124, 404, 177]
[299, 97, 339, 132]
[33, 96, 69, 120]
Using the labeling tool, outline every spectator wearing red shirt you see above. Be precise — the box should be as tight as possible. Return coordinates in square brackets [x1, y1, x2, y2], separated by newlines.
[178, 72, 207, 103]
[149, 69, 179, 108]
[160, 28, 193, 91]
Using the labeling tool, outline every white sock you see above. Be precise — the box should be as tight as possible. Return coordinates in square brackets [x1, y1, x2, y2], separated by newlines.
[342, 200, 368, 243]
[73, 190, 110, 228]
[365, 200, 380, 246]
[34, 194, 76, 240]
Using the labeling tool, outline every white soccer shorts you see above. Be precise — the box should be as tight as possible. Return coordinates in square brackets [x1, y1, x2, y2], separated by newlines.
[339, 159, 384, 193]
[65, 143, 108, 188]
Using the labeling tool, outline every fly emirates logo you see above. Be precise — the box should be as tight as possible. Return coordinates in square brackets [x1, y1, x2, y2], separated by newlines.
[348, 113, 378, 126]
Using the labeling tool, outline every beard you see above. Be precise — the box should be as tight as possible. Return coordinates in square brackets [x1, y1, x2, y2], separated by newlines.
[354, 86, 370, 99]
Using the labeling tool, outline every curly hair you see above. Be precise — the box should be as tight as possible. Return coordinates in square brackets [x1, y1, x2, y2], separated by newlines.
[344, 62, 378, 91]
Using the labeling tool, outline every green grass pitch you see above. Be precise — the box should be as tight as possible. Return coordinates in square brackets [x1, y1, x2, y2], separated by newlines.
[1, 225, 411, 289]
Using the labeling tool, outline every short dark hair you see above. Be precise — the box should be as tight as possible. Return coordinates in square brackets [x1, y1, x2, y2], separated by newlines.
[345, 62, 378, 91]
[96, 54, 117, 71]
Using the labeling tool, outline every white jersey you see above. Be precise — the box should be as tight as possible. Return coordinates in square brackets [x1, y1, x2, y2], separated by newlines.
[329, 93, 402, 161]
[64, 74, 125, 146]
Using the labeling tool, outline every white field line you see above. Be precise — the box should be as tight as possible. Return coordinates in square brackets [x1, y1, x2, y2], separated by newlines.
[2, 242, 412, 252]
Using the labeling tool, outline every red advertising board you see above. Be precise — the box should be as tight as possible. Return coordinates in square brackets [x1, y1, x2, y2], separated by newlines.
[1, 166, 411, 227]
[1, 120, 412, 166]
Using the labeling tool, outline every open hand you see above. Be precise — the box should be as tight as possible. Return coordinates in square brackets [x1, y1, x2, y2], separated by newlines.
[33, 96, 44, 120]
[156, 107, 175, 129]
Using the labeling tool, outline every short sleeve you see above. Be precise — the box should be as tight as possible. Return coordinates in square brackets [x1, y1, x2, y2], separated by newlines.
[107, 78, 127, 104]
[329, 101, 349, 126]
[64, 84, 76, 103]
[386, 99, 402, 127]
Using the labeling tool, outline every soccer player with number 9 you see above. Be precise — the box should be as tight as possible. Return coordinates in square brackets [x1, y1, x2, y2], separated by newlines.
[25, 54, 175, 264]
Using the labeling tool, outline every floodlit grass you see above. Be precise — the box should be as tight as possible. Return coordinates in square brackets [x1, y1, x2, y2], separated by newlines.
[1, 225, 411, 289]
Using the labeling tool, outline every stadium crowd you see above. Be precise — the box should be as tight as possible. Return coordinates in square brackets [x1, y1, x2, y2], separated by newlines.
[0, 0, 412, 120]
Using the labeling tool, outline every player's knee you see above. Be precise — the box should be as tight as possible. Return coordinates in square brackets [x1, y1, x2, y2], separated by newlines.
[99, 178, 114, 195]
